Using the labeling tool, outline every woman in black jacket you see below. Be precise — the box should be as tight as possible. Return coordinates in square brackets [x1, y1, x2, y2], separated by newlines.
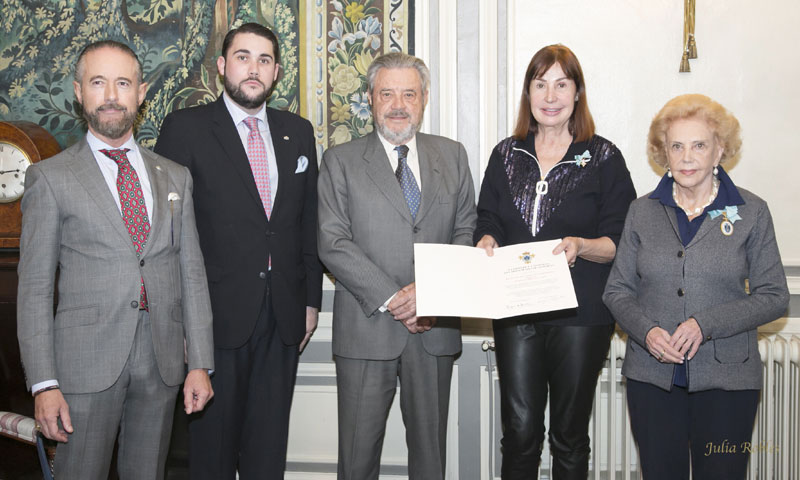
[474, 44, 636, 479]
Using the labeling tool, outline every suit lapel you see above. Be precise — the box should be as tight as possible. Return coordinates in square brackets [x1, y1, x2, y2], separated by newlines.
[139, 146, 168, 258]
[266, 108, 293, 219]
[66, 140, 136, 253]
[661, 203, 682, 244]
[414, 134, 442, 225]
[661, 202, 719, 249]
[210, 97, 265, 217]
[687, 212, 718, 248]
[363, 133, 413, 223]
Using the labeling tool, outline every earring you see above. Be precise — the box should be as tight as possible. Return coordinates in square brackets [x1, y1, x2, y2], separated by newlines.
[574, 95, 579, 102]
[667, 168, 673, 178]
[713, 166, 719, 175]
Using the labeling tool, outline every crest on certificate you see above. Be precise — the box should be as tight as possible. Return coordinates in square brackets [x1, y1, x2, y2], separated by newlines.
[519, 251, 534, 264]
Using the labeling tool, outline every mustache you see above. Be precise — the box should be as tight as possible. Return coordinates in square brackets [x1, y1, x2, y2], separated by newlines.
[384, 108, 409, 119]
[96, 102, 128, 113]
[240, 77, 266, 88]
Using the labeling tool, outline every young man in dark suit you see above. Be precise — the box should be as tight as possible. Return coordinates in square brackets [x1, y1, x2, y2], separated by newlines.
[155, 23, 322, 479]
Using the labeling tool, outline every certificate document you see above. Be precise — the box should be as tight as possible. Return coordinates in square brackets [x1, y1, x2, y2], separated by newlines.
[414, 240, 577, 319]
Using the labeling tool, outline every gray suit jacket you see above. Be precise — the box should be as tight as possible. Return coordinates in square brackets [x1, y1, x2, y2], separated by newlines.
[318, 132, 477, 360]
[17, 139, 214, 393]
[603, 188, 789, 392]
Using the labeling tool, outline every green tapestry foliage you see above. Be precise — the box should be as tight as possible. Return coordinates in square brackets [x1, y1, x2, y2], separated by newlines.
[0, 0, 300, 148]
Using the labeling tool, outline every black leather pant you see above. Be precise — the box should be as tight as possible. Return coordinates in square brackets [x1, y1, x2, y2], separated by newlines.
[493, 320, 614, 480]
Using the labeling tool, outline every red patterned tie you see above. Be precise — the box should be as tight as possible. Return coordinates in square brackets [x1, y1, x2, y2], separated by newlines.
[243, 117, 273, 218]
[100, 148, 150, 310]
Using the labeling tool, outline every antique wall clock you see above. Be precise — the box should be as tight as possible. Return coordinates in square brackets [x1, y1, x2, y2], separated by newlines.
[0, 121, 61, 248]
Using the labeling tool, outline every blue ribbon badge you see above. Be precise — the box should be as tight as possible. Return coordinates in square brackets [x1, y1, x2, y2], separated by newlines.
[708, 205, 741, 223]
[573, 150, 591, 167]
[708, 205, 741, 236]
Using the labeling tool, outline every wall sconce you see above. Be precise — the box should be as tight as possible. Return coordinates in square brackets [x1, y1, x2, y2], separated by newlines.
[680, 0, 697, 72]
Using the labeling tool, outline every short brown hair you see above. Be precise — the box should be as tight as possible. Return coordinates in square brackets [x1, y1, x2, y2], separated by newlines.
[647, 94, 742, 168]
[512, 44, 595, 142]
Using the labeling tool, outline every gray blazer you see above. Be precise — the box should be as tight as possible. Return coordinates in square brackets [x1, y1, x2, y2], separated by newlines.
[17, 139, 214, 393]
[603, 188, 789, 392]
[318, 132, 477, 360]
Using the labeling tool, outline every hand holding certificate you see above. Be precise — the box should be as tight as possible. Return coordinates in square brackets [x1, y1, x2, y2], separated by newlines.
[414, 240, 578, 319]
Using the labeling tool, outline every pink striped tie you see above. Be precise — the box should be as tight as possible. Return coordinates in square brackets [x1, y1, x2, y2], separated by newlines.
[243, 117, 273, 218]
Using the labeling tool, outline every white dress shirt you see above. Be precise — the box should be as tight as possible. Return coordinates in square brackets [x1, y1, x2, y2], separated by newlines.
[376, 131, 421, 188]
[223, 92, 279, 206]
[86, 131, 155, 220]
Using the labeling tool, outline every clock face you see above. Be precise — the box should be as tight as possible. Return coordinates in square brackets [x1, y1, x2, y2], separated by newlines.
[0, 141, 31, 203]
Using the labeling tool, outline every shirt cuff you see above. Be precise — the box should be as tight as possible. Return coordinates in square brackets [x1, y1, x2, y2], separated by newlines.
[31, 379, 59, 395]
[378, 292, 398, 313]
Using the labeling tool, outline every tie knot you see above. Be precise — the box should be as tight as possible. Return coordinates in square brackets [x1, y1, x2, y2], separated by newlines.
[100, 148, 131, 165]
[243, 117, 260, 132]
[394, 145, 409, 161]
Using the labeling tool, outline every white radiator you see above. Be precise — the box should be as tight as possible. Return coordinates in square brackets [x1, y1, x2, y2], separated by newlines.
[750, 334, 800, 479]
[535, 333, 800, 479]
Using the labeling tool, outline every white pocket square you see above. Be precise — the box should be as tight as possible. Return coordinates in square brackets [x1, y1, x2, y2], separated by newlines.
[295, 155, 309, 173]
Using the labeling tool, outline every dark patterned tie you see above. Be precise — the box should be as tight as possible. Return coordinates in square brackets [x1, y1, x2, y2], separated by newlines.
[394, 145, 420, 220]
[100, 148, 150, 310]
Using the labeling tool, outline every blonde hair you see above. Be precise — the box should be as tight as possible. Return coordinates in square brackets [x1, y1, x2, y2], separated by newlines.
[647, 94, 741, 168]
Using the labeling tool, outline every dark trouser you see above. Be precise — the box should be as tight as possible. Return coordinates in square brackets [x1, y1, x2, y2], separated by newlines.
[626, 379, 760, 480]
[493, 320, 614, 480]
[188, 287, 300, 480]
[55, 311, 179, 480]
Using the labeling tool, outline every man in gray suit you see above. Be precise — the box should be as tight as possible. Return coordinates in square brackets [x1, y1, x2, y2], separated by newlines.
[17, 40, 214, 479]
[318, 52, 477, 479]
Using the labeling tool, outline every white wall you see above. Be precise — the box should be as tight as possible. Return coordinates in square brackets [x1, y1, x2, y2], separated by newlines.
[501, 0, 800, 263]
[283, 3, 799, 477]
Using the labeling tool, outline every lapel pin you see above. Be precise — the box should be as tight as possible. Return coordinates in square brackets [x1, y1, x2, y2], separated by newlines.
[155, 165, 162, 171]
[283, 136, 290, 140]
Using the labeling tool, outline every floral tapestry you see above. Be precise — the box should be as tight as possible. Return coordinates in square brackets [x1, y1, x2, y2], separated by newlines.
[0, 0, 412, 152]
[322, 0, 410, 148]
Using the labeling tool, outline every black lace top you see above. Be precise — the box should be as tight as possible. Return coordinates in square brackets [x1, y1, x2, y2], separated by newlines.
[475, 133, 636, 325]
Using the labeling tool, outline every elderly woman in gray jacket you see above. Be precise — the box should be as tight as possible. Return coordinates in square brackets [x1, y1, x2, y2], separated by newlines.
[603, 94, 789, 480]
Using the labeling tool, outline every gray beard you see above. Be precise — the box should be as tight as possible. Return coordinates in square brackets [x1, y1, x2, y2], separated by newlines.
[83, 104, 137, 140]
[374, 116, 422, 145]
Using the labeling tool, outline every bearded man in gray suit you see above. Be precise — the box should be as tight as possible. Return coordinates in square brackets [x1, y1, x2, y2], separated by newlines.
[17, 40, 214, 479]
[318, 52, 477, 479]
